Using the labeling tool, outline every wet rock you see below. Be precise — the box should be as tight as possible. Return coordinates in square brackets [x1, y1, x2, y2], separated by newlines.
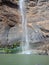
[0, 2, 20, 45]
[0, 21, 9, 45]
[8, 25, 22, 44]
[0, 0, 49, 48]
[8, 24, 44, 45]
[28, 25, 44, 43]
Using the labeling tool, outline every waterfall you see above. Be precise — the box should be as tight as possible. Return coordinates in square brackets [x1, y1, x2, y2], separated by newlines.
[19, 0, 30, 54]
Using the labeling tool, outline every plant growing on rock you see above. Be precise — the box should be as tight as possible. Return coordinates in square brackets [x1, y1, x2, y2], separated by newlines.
[4, 41, 21, 53]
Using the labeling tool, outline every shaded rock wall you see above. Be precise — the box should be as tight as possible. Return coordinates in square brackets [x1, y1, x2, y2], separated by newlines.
[0, 0, 49, 46]
[0, 0, 20, 45]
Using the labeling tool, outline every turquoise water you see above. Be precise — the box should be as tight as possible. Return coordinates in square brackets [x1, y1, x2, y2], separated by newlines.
[0, 54, 49, 65]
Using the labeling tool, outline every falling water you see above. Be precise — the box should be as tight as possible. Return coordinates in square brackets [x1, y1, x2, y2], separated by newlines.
[19, 0, 30, 54]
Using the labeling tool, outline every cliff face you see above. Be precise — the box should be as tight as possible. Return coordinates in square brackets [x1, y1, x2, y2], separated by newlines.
[0, 0, 49, 46]
[0, 0, 20, 45]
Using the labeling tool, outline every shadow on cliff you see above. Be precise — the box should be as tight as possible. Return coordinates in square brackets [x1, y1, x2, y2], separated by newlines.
[0, 0, 19, 9]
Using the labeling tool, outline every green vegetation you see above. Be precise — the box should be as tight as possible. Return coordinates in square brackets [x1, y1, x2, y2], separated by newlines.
[0, 41, 21, 53]
[4, 41, 21, 53]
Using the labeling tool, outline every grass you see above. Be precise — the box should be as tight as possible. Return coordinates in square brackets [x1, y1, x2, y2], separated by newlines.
[0, 54, 49, 65]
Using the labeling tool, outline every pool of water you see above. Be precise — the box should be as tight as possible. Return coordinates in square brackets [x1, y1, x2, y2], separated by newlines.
[0, 54, 49, 65]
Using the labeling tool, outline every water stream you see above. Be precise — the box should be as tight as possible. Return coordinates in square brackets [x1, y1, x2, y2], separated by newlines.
[19, 0, 31, 54]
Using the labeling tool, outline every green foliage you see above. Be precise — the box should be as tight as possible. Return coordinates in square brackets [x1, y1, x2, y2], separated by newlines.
[4, 41, 21, 53]
[0, 48, 3, 50]
[4, 47, 18, 53]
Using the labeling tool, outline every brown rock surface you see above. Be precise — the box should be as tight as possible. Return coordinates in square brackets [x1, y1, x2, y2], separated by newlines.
[0, 0, 49, 48]
[0, 1, 20, 45]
